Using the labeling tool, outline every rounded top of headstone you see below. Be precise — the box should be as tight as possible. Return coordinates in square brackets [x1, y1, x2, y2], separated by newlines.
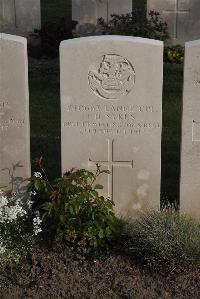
[60, 35, 163, 48]
[0, 33, 27, 45]
[185, 39, 200, 48]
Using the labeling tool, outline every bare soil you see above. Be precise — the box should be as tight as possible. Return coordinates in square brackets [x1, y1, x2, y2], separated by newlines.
[0, 245, 199, 299]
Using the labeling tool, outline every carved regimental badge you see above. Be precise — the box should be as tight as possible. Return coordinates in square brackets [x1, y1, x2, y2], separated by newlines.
[88, 54, 135, 100]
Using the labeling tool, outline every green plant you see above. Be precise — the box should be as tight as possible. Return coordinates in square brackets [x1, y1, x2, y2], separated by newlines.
[120, 210, 200, 272]
[164, 45, 184, 64]
[98, 10, 169, 41]
[28, 158, 119, 255]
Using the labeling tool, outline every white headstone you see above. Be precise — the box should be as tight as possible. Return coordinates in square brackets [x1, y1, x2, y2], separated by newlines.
[72, 0, 132, 36]
[0, 0, 41, 36]
[180, 40, 200, 219]
[60, 36, 163, 218]
[147, 0, 200, 45]
[0, 33, 30, 191]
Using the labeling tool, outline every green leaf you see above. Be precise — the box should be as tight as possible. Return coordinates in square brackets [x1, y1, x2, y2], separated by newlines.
[65, 203, 69, 211]
[105, 227, 112, 238]
[34, 179, 41, 191]
[59, 215, 65, 223]
[94, 184, 103, 190]
[69, 205, 74, 215]
[98, 228, 104, 239]
[93, 239, 98, 248]
[91, 190, 99, 197]
[74, 204, 80, 215]
[41, 202, 52, 211]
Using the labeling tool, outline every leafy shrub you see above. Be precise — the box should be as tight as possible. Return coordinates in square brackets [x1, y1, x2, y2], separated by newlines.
[164, 45, 184, 64]
[0, 189, 42, 266]
[98, 10, 169, 41]
[28, 158, 119, 255]
[120, 210, 200, 271]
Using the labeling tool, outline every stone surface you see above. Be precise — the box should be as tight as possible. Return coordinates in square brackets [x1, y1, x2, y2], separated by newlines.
[72, 0, 132, 36]
[0, 0, 41, 36]
[60, 36, 163, 218]
[180, 40, 200, 219]
[147, 0, 200, 44]
[0, 33, 30, 191]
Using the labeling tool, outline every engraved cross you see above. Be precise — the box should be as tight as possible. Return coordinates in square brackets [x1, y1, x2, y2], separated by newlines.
[89, 139, 134, 200]
[163, 0, 190, 39]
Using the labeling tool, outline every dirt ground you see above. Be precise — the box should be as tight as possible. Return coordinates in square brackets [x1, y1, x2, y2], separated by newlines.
[0, 245, 199, 299]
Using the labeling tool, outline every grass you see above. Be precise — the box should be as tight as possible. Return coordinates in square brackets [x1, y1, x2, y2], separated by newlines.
[120, 210, 200, 271]
[29, 61, 183, 205]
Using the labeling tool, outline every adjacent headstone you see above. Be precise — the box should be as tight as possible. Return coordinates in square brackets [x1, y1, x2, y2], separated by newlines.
[0, 0, 41, 37]
[0, 33, 30, 191]
[72, 0, 132, 36]
[60, 36, 163, 218]
[0, 0, 15, 28]
[147, 0, 200, 44]
[180, 40, 200, 219]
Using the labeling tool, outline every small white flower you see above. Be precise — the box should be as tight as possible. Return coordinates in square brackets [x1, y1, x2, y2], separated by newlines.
[33, 172, 42, 178]
[27, 199, 33, 209]
[33, 215, 42, 235]
[29, 191, 37, 196]
[16, 198, 22, 205]
[33, 216, 42, 225]
[34, 227, 42, 235]
[0, 195, 8, 208]
[3, 204, 27, 222]
[0, 245, 6, 255]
